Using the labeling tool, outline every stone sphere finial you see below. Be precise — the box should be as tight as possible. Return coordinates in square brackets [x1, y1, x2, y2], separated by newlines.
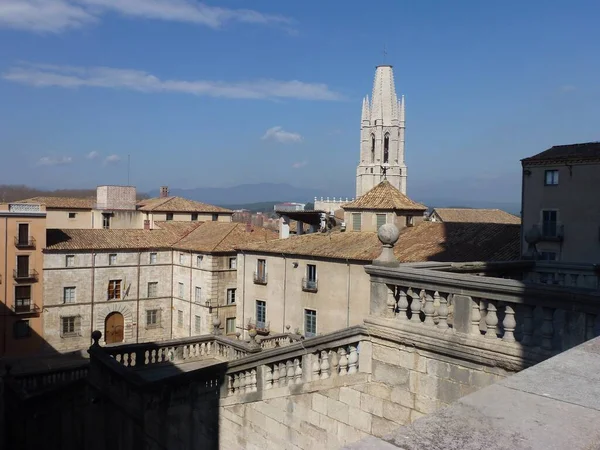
[91, 330, 102, 346]
[524, 224, 541, 245]
[374, 223, 400, 267]
[285, 324, 291, 333]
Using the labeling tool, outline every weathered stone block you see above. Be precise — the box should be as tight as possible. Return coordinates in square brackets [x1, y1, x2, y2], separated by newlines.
[414, 395, 439, 414]
[360, 393, 384, 417]
[426, 358, 451, 379]
[339, 387, 362, 408]
[324, 387, 340, 401]
[348, 406, 372, 433]
[409, 409, 425, 423]
[327, 398, 349, 423]
[373, 344, 401, 366]
[319, 414, 338, 436]
[436, 379, 463, 404]
[415, 373, 440, 399]
[449, 365, 471, 385]
[312, 393, 328, 415]
[365, 383, 391, 400]
[383, 400, 411, 424]
[372, 361, 409, 386]
[390, 387, 415, 409]
[398, 350, 427, 373]
[471, 370, 497, 388]
[371, 416, 399, 437]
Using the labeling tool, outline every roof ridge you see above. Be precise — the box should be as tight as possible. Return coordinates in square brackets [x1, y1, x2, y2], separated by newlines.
[171, 221, 204, 245]
[209, 222, 239, 252]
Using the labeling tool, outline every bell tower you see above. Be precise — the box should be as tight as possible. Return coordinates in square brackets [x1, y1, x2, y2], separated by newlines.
[356, 65, 407, 197]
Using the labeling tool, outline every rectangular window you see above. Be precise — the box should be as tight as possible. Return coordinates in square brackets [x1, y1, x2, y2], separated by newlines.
[17, 223, 29, 245]
[256, 300, 266, 329]
[229, 257, 237, 269]
[376, 214, 387, 229]
[149, 252, 157, 264]
[61, 316, 80, 336]
[178, 310, 184, 327]
[195, 286, 202, 303]
[542, 210, 558, 237]
[179, 253, 184, 265]
[63, 287, 76, 304]
[545, 169, 559, 186]
[108, 280, 121, 300]
[102, 213, 110, 229]
[227, 288, 236, 305]
[406, 215, 414, 227]
[196, 255, 203, 267]
[66, 255, 75, 267]
[68, 212, 77, 219]
[212, 214, 218, 221]
[304, 309, 317, 338]
[146, 309, 159, 327]
[226, 317, 236, 334]
[16, 255, 29, 278]
[191, 213, 199, 221]
[166, 213, 174, 221]
[195, 315, 202, 333]
[178, 282, 184, 298]
[147, 282, 158, 298]
[255, 259, 267, 283]
[15, 286, 31, 313]
[109, 254, 117, 265]
[352, 213, 362, 231]
[307, 264, 317, 282]
[14, 320, 31, 339]
[539, 251, 557, 261]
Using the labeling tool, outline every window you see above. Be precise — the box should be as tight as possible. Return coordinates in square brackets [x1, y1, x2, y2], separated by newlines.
[16, 255, 29, 278]
[304, 264, 317, 292]
[304, 309, 317, 338]
[212, 214, 218, 221]
[191, 213, 198, 221]
[406, 216, 414, 227]
[109, 254, 117, 265]
[226, 317, 236, 334]
[195, 286, 202, 303]
[352, 213, 362, 231]
[102, 213, 110, 229]
[147, 282, 158, 298]
[540, 251, 557, 261]
[149, 252, 157, 264]
[370, 134, 375, 163]
[255, 259, 267, 283]
[15, 286, 31, 312]
[383, 133, 389, 163]
[68, 212, 77, 219]
[179, 253, 185, 265]
[227, 288, 236, 305]
[61, 316, 80, 336]
[196, 255, 203, 267]
[542, 210, 558, 237]
[376, 214, 387, 229]
[17, 223, 29, 245]
[146, 309, 159, 327]
[66, 255, 75, 267]
[177, 310, 184, 327]
[166, 213, 174, 221]
[14, 320, 31, 339]
[178, 282, 184, 298]
[229, 257, 237, 269]
[256, 300, 266, 329]
[63, 287, 76, 304]
[195, 315, 202, 333]
[545, 170, 559, 186]
[108, 280, 121, 300]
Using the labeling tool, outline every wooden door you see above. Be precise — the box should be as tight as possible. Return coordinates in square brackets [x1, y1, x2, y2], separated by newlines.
[105, 312, 124, 344]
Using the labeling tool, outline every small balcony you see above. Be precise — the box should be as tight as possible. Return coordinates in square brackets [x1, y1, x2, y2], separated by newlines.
[12, 301, 39, 315]
[247, 319, 270, 335]
[539, 222, 564, 241]
[14, 236, 36, 249]
[253, 271, 267, 285]
[302, 277, 318, 293]
[13, 269, 39, 282]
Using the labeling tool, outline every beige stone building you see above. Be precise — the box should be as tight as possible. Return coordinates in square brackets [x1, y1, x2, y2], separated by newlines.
[0, 202, 47, 357]
[521, 142, 600, 263]
[42, 221, 276, 352]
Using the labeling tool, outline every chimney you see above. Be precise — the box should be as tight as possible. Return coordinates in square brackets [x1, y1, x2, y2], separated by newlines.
[160, 186, 169, 198]
[246, 221, 252, 233]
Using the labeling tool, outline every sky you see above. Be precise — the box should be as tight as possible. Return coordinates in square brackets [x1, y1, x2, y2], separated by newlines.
[0, 0, 599, 203]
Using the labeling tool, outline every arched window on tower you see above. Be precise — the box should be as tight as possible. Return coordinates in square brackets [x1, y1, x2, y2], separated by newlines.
[370, 134, 375, 163]
[383, 134, 390, 163]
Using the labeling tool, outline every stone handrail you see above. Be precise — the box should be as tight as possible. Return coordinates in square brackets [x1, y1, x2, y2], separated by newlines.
[366, 264, 600, 356]
[257, 332, 302, 350]
[9, 363, 89, 394]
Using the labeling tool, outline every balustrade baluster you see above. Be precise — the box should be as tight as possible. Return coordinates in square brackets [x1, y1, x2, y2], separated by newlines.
[320, 351, 330, 379]
[272, 363, 280, 387]
[471, 298, 481, 335]
[265, 366, 273, 389]
[286, 360, 294, 386]
[397, 289, 409, 321]
[338, 348, 348, 376]
[348, 346, 358, 374]
[485, 301, 498, 340]
[250, 369, 257, 392]
[437, 292, 449, 329]
[541, 307, 555, 350]
[279, 363, 287, 387]
[233, 373, 239, 394]
[116, 354, 122, 364]
[240, 371, 247, 393]
[144, 350, 150, 365]
[521, 305, 534, 346]
[330, 350, 339, 377]
[312, 354, 321, 381]
[227, 375, 234, 395]
[131, 352, 137, 367]
[123, 353, 130, 367]
[294, 359, 302, 384]
[423, 291, 435, 326]
[409, 289, 421, 323]
[502, 304, 516, 342]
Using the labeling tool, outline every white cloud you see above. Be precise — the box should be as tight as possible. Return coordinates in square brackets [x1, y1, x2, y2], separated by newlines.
[104, 154, 121, 164]
[291, 161, 307, 169]
[3, 63, 343, 101]
[0, 0, 291, 33]
[87, 150, 99, 159]
[37, 155, 73, 166]
[262, 126, 303, 143]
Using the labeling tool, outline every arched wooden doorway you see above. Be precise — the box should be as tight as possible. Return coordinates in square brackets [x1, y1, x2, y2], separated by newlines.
[105, 312, 124, 344]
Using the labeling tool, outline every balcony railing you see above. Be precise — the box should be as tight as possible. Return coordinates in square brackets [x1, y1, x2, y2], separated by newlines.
[13, 269, 38, 282]
[253, 271, 267, 285]
[247, 318, 270, 335]
[14, 236, 36, 248]
[539, 222, 564, 241]
[302, 277, 318, 292]
[12, 302, 39, 314]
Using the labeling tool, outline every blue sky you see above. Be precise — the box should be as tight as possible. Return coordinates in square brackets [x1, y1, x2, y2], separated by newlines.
[0, 1, 599, 202]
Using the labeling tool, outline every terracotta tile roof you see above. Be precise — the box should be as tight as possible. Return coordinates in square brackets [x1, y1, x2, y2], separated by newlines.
[18, 196, 95, 209]
[238, 221, 520, 263]
[137, 197, 233, 214]
[522, 142, 600, 164]
[342, 181, 426, 211]
[431, 208, 521, 225]
[45, 221, 277, 253]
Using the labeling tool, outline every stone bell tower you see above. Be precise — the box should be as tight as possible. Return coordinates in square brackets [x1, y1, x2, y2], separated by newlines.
[356, 65, 407, 197]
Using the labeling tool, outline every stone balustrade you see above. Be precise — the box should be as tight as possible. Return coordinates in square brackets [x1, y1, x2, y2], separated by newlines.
[9, 363, 89, 394]
[257, 331, 302, 350]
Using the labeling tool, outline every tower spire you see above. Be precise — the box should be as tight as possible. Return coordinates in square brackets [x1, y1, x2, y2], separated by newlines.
[361, 96, 370, 124]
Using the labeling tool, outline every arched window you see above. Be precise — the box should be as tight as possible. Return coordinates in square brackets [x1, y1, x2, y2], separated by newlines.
[370, 134, 375, 163]
[383, 134, 390, 163]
